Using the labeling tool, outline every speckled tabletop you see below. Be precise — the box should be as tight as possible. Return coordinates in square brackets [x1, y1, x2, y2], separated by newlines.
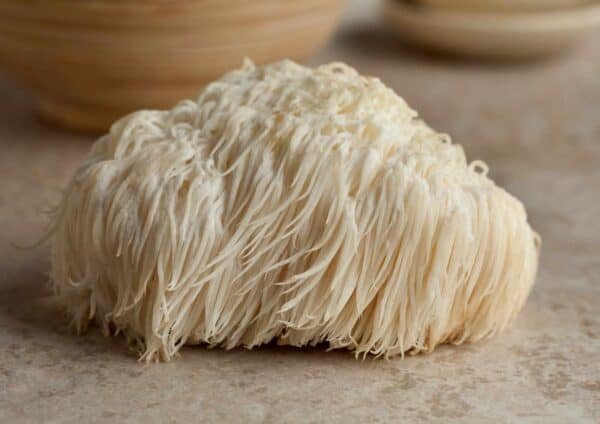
[1, 1, 599, 423]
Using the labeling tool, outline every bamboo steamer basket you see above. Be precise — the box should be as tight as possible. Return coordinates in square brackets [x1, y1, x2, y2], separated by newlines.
[0, 0, 344, 132]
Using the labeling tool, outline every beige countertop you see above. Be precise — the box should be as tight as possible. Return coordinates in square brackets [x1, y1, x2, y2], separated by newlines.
[1, 1, 599, 422]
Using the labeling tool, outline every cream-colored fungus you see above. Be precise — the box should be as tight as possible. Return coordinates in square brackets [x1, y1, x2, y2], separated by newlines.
[50, 60, 540, 361]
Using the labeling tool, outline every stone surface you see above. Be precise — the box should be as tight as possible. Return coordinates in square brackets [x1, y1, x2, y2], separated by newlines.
[1, 1, 599, 422]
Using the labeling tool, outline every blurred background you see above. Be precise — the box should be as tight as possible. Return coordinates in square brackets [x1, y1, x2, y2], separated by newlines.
[1, 0, 599, 422]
